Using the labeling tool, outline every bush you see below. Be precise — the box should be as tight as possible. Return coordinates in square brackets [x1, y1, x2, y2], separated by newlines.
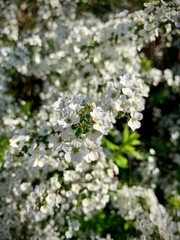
[0, 0, 179, 239]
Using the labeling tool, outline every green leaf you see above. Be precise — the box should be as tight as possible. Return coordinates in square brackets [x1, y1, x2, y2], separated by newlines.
[15, 153, 24, 157]
[129, 132, 140, 140]
[130, 150, 142, 159]
[102, 138, 119, 151]
[122, 145, 135, 154]
[122, 145, 142, 159]
[0, 137, 9, 161]
[124, 220, 134, 230]
[22, 145, 29, 153]
[172, 195, 180, 208]
[122, 124, 129, 143]
[21, 101, 31, 114]
[141, 56, 151, 72]
[130, 139, 141, 145]
[113, 155, 128, 169]
[116, 112, 123, 119]
[108, 129, 115, 137]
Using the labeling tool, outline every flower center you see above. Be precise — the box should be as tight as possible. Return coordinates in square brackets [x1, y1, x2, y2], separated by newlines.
[72, 147, 80, 153]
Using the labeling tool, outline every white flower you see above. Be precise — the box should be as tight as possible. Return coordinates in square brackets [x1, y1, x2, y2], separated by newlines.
[129, 97, 145, 112]
[46, 192, 62, 206]
[84, 139, 100, 163]
[60, 127, 75, 141]
[33, 156, 46, 168]
[63, 140, 87, 163]
[115, 95, 130, 113]
[50, 176, 61, 191]
[140, 220, 154, 236]
[86, 129, 102, 142]
[53, 97, 65, 111]
[57, 108, 80, 128]
[128, 111, 143, 131]
[64, 170, 78, 182]
[103, 81, 122, 108]
[40, 205, 50, 214]
[82, 198, 93, 214]
[71, 184, 81, 194]
[48, 133, 62, 150]
[75, 162, 85, 172]
[122, 87, 134, 97]
[85, 173, 93, 181]
[20, 182, 31, 192]
[68, 94, 84, 110]
[10, 134, 27, 148]
[28, 143, 46, 156]
[65, 230, 73, 239]
[90, 107, 112, 134]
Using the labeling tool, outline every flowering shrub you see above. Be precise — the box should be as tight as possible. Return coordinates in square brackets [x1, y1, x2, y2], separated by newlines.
[0, 0, 180, 239]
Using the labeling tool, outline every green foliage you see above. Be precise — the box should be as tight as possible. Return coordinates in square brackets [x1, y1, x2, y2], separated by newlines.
[166, 194, 180, 213]
[77, 207, 138, 239]
[0, 136, 9, 161]
[72, 105, 93, 138]
[103, 124, 142, 169]
[113, 154, 128, 169]
[141, 56, 152, 72]
[21, 145, 29, 153]
[21, 101, 31, 116]
[150, 86, 170, 105]
[102, 138, 119, 151]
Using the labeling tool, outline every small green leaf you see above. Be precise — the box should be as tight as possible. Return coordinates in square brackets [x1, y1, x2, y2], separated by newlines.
[71, 124, 78, 130]
[141, 56, 151, 72]
[116, 112, 123, 119]
[123, 145, 142, 159]
[102, 138, 119, 151]
[122, 124, 129, 143]
[172, 195, 180, 208]
[21, 101, 31, 114]
[15, 152, 24, 157]
[108, 129, 115, 137]
[130, 139, 141, 145]
[124, 220, 134, 230]
[122, 145, 135, 154]
[113, 155, 128, 169]
[22, 145, 29, 153]
[129, 132, 140, 140]
[130, 150, 142, 159]
[0, 136, 9, 161]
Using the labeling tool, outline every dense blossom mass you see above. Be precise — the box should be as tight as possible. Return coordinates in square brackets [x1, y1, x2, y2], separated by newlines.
[0, 0, 180, 239]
